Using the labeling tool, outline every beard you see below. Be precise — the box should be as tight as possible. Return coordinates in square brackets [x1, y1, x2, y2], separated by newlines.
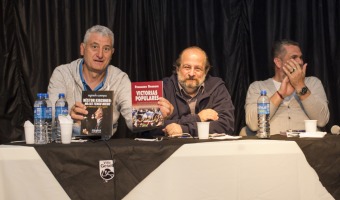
[178, 73, 205, 94]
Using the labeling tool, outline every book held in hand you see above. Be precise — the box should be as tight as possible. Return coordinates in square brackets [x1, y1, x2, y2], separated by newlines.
[132, 81, 164, 131]
[81, 91, 114, 139]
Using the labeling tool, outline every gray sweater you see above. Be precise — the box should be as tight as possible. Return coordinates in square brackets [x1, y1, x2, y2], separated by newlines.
[48, 59, 132, 135]
[245, 77, 329, 135]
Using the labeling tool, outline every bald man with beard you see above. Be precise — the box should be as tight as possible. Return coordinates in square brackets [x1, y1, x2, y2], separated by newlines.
[159, 46, 235, 137]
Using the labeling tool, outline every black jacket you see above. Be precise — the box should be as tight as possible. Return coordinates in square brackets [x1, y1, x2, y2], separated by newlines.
[161, 74, 235, 136]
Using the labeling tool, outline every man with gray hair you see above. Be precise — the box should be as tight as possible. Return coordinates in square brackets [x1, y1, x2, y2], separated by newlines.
[48, 25, 173, 138]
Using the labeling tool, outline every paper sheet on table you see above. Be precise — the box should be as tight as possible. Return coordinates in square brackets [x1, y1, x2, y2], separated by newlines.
[299, 132, 327, 138]
[209, 133, 242, 140]
[135, 138, 163, 142]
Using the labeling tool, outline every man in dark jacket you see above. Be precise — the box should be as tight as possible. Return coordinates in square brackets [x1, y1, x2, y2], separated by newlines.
[161, 46, 235, 137]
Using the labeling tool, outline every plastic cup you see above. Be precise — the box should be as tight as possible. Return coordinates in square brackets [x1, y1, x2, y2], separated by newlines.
[24, 126, 35, 144]
[305, 120, 317, 132]
[60, 123, 73, 144]
[197, 122, 210, 139]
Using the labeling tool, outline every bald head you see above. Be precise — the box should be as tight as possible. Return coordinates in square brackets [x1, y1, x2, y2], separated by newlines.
[176, 46, 211, 73]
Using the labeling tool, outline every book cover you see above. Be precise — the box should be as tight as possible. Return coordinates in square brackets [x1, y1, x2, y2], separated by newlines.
[132, 81, 164, 131]
[81, 91, 114, 138]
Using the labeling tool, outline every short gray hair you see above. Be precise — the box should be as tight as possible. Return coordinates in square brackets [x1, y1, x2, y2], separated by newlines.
[83, 25, 114, 46]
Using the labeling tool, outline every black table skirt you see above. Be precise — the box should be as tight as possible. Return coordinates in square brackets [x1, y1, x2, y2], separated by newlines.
[26, 135, 340, 200]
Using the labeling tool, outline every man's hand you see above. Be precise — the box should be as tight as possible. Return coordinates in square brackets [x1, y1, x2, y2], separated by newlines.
[282, 59, 307, 92]
[278, 76, 295, 97]
[163, 123, 182, 137]
[198, 109, 219, 122]
[70, 101, 88, 121]
[158, 97, 174, 119]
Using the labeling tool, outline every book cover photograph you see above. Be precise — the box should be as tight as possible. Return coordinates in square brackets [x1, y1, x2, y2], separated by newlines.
[81, 91, 114, 138]
[132, 81, 164, 131]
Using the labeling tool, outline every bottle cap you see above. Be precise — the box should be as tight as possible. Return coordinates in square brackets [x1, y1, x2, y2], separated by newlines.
[58, 93, 65, 98]
[260, 90, 267, 95]
[37, 93, 44, 98]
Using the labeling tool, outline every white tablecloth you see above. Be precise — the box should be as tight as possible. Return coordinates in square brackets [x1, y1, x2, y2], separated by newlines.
[0, 145, 70, 200]
[124, 140, 334, 200]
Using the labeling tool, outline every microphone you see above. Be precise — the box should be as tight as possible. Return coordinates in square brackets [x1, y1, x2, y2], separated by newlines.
[330, 125, 340, 135]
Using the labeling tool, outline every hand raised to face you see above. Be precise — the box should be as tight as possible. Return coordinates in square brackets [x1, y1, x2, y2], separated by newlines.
[282, 59, 307, 91]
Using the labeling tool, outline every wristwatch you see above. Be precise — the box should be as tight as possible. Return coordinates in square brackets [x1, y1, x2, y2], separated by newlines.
[297, 86, 308, 96]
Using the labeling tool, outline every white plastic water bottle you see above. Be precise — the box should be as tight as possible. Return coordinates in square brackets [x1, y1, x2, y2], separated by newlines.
[34, 93, 47, 144]
[257, 90, 270, 138]
[43, 93, 53, 143]
[54, 93, 68, 143]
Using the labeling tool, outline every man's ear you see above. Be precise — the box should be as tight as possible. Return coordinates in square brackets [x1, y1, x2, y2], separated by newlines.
[273, 57, 282, 68]
[80, 43, 85, 56]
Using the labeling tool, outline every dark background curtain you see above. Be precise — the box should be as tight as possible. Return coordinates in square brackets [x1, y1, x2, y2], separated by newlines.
[1, 0, 339, 144]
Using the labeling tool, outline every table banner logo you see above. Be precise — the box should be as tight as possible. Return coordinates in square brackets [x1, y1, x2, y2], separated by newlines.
[99, 160, 114, 182]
